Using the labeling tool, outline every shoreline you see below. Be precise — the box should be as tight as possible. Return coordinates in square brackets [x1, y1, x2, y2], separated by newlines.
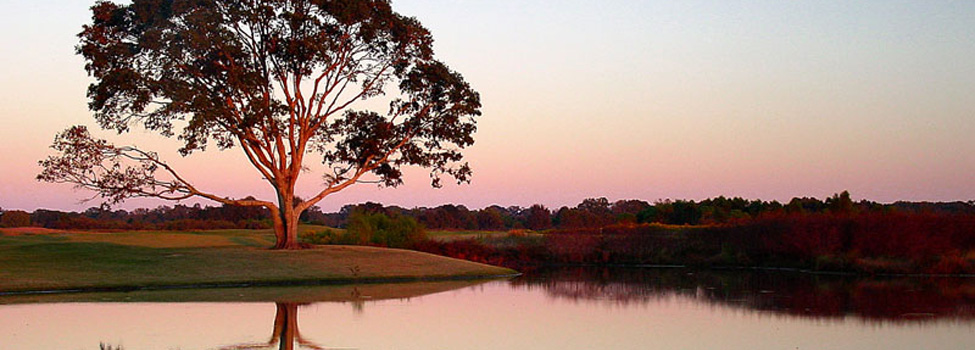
[0, 272, 522, 298]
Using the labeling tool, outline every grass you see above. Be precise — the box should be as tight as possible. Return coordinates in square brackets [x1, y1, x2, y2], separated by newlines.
[428, 229, 544, 242]
[0, 227, 517, 296]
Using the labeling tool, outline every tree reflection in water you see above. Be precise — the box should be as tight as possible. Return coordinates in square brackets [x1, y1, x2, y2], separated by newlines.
[217, 302, 343, 350]
[75, 281, 488, 350]
[100, 302, 343, 350]
[512, 267, 975, 323]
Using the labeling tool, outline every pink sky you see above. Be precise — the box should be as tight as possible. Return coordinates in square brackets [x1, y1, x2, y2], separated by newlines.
[2, 1, 974, 212]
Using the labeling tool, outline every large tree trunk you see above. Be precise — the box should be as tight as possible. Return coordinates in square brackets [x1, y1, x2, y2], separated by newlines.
[273, 186, 303, 250]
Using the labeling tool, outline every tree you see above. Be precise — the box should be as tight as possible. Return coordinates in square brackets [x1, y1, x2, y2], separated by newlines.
[668, 200, 701, 225]
[826, 190, 855, 215]
[38, 0, 481, 249]
[635, 205, 659, 224]
[524, 204, 552, 230]
[0, 210, 32, 228]
[476, 206, 506, 230]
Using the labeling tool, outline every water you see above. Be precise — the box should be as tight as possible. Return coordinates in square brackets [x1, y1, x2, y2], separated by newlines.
[2, 268, 974, 350]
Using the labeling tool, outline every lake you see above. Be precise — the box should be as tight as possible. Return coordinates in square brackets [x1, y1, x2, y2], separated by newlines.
[2, 267, 974, 350]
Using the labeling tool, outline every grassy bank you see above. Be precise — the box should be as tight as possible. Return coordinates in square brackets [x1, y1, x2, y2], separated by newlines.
[0, 228, 517, 296]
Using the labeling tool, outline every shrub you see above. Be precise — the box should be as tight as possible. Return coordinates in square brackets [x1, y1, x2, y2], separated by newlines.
[348, 212, 426, 248]
[303, 212, 426, 248]
[411, 237, 547, 269]
[301, 227, 349, 245]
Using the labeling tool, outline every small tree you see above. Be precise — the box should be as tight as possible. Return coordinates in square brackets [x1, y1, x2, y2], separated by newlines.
[39, 0, 481, 249]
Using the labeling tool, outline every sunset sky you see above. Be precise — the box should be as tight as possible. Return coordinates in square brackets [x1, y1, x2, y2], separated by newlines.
[1, 0, 974, 212]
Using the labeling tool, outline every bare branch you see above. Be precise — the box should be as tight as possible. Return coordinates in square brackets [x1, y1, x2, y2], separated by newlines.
[38, 126, 274, 209]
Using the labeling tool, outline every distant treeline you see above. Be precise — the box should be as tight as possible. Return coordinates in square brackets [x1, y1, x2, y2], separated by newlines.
[2, 191, 975, 231]
[0, 202, 272, 230]
[328, 191, 975, 231]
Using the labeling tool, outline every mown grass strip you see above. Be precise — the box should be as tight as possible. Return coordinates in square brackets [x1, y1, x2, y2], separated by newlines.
[0, 230, 517, 297]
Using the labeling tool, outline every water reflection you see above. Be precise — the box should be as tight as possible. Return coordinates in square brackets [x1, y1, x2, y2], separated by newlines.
[218, 303, 321, 350]
[2, 281, 491, 350]
[513, 267, 975, 322]
[2, 271, 974, 350]
[93, 304, 327, 350]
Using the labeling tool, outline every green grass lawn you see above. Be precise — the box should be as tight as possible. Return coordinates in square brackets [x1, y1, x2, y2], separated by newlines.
[0, 227, 517, 296]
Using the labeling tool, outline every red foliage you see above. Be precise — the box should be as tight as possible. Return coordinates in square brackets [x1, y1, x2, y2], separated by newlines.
[411, 239, 546, 269]
[725, 212, 975, 274]
[419, 213, 975, 275]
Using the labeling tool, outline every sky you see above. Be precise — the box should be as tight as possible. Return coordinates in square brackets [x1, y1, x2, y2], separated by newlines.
[1, 0, 974, 212]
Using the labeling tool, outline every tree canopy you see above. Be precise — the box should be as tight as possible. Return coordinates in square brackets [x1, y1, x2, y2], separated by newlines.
[38, 0, 481, 249]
